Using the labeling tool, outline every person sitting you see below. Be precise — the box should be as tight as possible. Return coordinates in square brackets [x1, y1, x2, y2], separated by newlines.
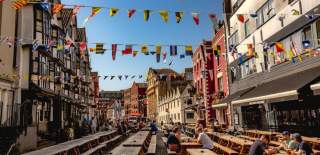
[292, 133, 313, 155]
[278, 131, 292, 150]
[167, 127, 182, 153]
[249, 135, 277, 155]
[196, 127, 213, 149]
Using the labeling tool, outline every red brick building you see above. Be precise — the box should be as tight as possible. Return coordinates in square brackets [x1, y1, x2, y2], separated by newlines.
[211, 24, 231, 127]
[192, 40, 215, 125]
[124, 88, 131, 119]
[90, 72, 100, 117]
[130, 82, 147, 118]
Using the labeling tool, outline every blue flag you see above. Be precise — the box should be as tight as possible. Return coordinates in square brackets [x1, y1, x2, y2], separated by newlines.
[170, 45, 178, 56]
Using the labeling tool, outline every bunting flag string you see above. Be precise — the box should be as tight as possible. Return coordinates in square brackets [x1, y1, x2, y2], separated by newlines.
[101, 74, 144, 81]
[159, 10, 169, 23]
[144, 10, 151, 21]
[52, 4, 64, 14]
[175, 12, 184, 23]
[11, 0, 28, 10]
[83, 7, 101, 27]
[110, 8, 119, 17]
[191, 12, 200, 25]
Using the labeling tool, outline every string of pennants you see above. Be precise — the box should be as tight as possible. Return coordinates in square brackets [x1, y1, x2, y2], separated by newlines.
[5, 0, 320, 26]
[229, 39, 320, 65]
[101, 75, 144, 81]
[5, 0, 216, 26]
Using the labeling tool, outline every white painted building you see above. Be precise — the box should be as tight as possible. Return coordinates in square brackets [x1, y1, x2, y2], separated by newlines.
[157, 87, 186, 124]
[224, 0, 320, 133]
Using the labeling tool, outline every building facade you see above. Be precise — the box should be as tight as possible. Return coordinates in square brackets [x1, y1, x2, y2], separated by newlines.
[224, 0, 320, 136]
[0, 0, 20, 128]
[130, 82, 147, 118]
[158, 86, 186, 124]
[89, 72, 99, 118]
[211, 24, 231, 127]
[99, 90, 123, 122]
[123, 88, 131, 120]
[192, 41, 215, 125]
[146, 68, 190, 121]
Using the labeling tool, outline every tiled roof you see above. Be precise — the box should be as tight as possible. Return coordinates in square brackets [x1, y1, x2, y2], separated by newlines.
[61, 9, 72, 28]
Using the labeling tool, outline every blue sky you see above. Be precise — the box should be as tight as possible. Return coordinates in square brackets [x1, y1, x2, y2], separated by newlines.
[62, 0, 223, 91]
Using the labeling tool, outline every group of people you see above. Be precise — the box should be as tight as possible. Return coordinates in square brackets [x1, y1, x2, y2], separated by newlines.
[166, 121, 214, 153]
[249, 131, 314, 155]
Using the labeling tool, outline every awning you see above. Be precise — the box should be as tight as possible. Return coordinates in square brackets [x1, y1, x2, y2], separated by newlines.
[232, 66, 320, 105]
[212, 103, 227, 109]
[311, 82, 320, 95]
[217, 87, 255, 104]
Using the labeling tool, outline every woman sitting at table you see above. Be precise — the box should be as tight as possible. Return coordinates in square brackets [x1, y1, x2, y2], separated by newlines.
[195, 127, 213, 149]
[167, 127, 182, 153]
[291, 133, 313, 155]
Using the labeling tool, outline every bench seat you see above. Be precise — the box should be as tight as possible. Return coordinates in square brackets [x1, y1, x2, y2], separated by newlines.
[212, 142, 238, 155]
[146, 135, 157, 155]
[81, 144, 105, 155]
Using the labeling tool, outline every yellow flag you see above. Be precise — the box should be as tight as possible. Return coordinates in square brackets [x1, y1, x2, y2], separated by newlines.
[156, 45, 161, 54]
[141, 45, 149, 53]
[159, 10, 169, 23]
[110, 8, 119, 17]
[144, 10, 151, 21]
[91, 7, 102, 17]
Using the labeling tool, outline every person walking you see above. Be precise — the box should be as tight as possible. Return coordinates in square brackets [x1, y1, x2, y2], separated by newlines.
[91, 116, 97, 134]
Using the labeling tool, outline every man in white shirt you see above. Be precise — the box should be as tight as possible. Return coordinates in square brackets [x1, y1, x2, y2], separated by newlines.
[196, 127, 213, 149]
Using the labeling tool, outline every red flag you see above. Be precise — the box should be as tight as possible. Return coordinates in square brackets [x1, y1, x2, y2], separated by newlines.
[191, 13, 200, 25]
[122, 45, 132, 55]
[79, 42, 87, 51]
[72, 5, 81, 17]
[112, 44, 117, 61]
[275, 42, 285, 53]
[128, 9, 136, 18]
[237, 14, 245, 23]
[0, 0, 6, 3]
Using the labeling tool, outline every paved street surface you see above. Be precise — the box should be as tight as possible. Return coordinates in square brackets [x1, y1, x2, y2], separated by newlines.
[156, 132, 167, 155]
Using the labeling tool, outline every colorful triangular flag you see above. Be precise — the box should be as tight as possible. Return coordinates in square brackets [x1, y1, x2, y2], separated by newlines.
[110, 8, 119, 17]
[163, 52, 167, 63]
[83, 7, 101, 27]
[133, 50, 139, 57]
[141, 45, 149, 54]
[275, 42, 285, 53]
[237, 14, 245, 23]
[128, 9, 136, 18]
[11, 0, 28, 10]
[175, 12, 184, 23]
[156, 45, 162, 54]
[247, 44, 254, 57]
[156, 54, 161, 63]
[191, 12, 200, 25]
[112, 44, 117, 61]
[292, 9, 300, 16]
[180, 54, 185, 59]
[159, 10, 169, 23]
[185, 45, 193, 56]
[144, 10, 151, 21]
[122, 45, 133, 55]
[170, 45, 178, 56]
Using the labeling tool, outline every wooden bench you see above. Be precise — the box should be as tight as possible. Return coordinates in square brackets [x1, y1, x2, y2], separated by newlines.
[167, 149, 178, 155]
[81, 144, 105, 155]
[313, 149, 320, 155]
[146, 135, 157, 155]
[212, 142, 238, 155]
[238, 135, 257, 141]
[100, 135, 123, 148]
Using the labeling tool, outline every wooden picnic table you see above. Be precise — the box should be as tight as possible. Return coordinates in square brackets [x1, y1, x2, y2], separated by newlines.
[186, 149, 218, 155]
[180, 143, 203, 154]
[122, 131, 150, 147]
[217, 134, 252, 154]
[245, 130, 278, 139]
[23, 130, 117, 155]
[109, 146, 142, 155]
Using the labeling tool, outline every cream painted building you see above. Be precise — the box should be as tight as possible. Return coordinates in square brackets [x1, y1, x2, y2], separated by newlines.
[158, 86, 185, 124]
[0, 0, 20, 127]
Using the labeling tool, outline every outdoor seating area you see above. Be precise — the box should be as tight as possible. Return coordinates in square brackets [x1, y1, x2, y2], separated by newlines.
[23, 130, 122, 155]
[108, 130, 152, 155]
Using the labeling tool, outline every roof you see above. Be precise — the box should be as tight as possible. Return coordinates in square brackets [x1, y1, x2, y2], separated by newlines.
[150, 68, 178, 75]
[233, 66, 320, 105]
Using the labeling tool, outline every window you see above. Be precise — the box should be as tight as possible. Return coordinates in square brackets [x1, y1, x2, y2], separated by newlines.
[178, 113, 180, 120]
[218, 77, 223, 91]
[302, 26, 313, 46]
[240, 58, 257, 78]
[35, 9, 51, 45]
[244, 20, 250, 37]
[186, 112, 194, 119]
[256, 0, 275, 27]
[229, 31, 239, 46]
